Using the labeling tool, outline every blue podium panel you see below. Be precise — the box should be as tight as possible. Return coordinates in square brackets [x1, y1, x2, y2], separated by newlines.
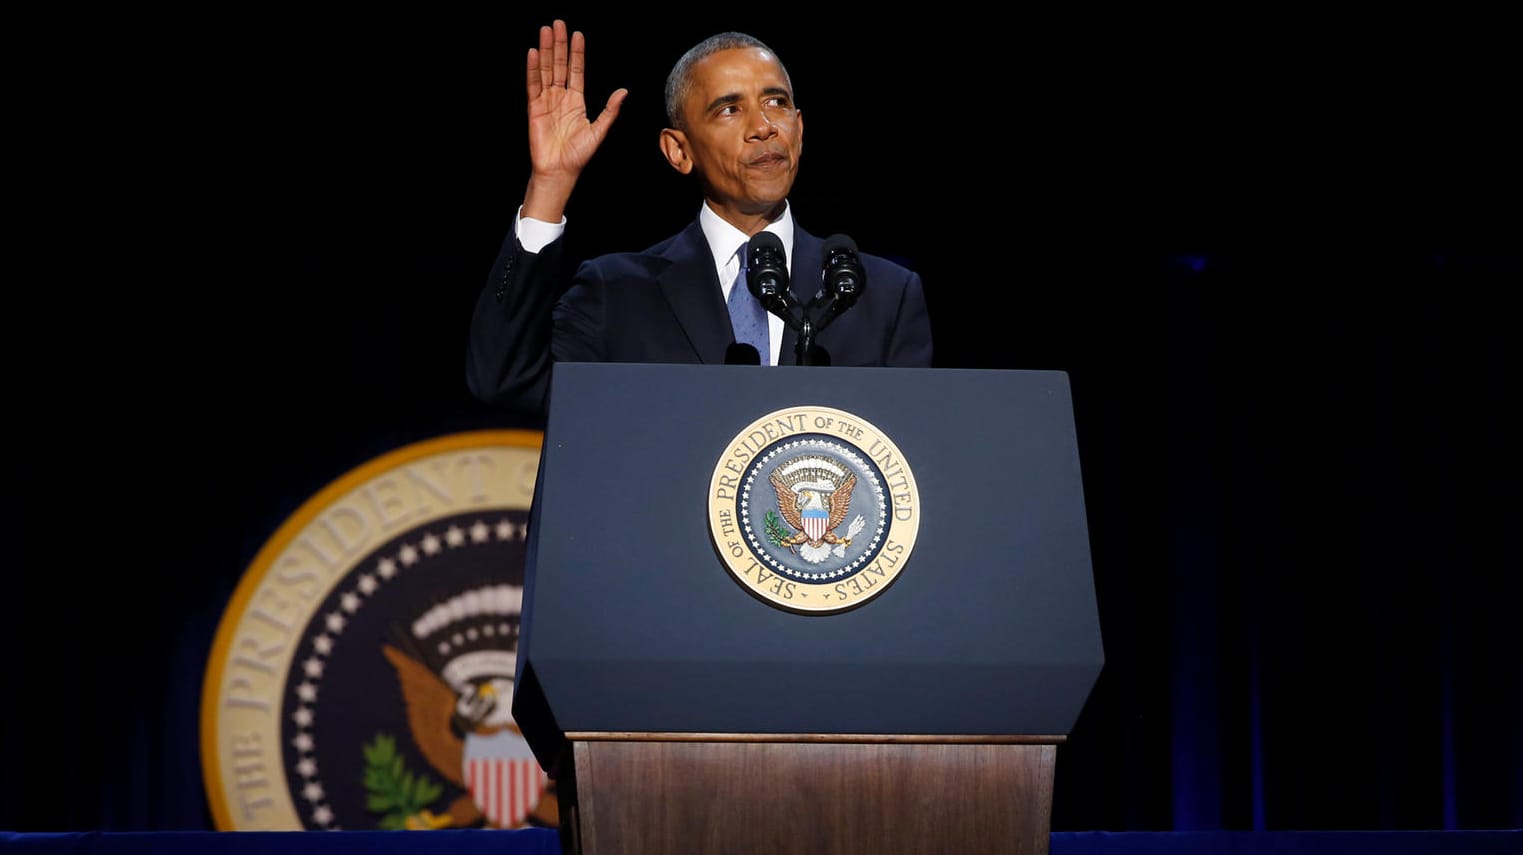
[516, 364, 1103, 751]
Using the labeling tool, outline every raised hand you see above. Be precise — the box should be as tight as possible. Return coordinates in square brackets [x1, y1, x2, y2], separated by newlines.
[522, 20, 628, 222]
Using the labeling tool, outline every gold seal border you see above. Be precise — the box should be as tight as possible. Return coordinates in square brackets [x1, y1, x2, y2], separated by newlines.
[198, 429, 543, 830]
[707, 406, 919, 614]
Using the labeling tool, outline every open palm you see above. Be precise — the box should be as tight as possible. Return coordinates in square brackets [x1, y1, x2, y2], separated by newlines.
[526, 20, 627, 184]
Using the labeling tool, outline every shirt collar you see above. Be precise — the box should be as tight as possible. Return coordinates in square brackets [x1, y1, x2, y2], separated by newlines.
[699, 201, 794, 274]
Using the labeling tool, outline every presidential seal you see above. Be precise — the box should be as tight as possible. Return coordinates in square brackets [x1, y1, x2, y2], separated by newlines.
[708, 406, 920, 613]
[200, 430, 559, 832]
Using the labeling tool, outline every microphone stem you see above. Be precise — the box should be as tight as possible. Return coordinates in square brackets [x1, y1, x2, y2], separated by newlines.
[813, 303, 844, 335]
[795, 317, 815, 365]
[768, 297, 804, 331]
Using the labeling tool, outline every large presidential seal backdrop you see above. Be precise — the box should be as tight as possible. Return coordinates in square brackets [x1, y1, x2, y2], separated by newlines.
[200, 430, 555, 831]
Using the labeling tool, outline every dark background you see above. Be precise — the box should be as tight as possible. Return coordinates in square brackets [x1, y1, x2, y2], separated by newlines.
[6, 9, 1519, 833]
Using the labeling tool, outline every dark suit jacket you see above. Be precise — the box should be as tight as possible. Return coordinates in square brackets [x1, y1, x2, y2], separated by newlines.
[467, 217, 933, 416]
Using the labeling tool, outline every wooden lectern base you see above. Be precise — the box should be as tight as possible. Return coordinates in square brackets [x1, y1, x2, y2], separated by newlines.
[559, 733, 1061, 855]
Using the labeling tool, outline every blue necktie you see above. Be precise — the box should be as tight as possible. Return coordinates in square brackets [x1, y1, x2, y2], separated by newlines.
[727, 244, 770, 365]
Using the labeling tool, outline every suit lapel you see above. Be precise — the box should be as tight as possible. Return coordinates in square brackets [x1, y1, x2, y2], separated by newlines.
[654, 219, 823, 365]
[657, 222, 734, 364]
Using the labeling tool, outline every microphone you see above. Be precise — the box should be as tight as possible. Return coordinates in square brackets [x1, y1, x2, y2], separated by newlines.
[745, 231, 798, 323]
[816, 234, 866, 331]
[724, 342, 761, 365]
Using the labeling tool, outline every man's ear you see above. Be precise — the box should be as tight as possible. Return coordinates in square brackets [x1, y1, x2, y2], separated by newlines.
[659, 128, 693, 174]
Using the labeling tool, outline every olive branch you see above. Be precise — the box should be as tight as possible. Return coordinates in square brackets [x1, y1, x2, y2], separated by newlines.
[362, 733, 445, 829]
[764, 510, 794, 551]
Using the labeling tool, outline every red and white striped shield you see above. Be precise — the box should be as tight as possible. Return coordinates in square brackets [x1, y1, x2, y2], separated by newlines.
[465, 756, 547, 828]
[802, 506, 830, 542]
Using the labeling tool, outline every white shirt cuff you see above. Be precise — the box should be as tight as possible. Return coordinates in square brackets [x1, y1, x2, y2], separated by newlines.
[515, 206, 566, 254]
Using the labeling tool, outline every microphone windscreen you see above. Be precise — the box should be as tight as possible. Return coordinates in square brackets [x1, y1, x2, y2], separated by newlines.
[724, 342, 762, 365]
[749, 230, 785, 257]
[822, 233, 858, 256]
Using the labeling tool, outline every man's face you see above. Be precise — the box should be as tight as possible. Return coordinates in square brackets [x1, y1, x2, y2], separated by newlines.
[675, 47, 803, 221]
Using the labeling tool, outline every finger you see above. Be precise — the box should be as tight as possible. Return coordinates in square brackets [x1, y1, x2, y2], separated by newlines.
[552, 19, 569, 89]
[537, 24, 554, 92]
[567, 29, 586, 94]
[591, 87, 629, 137]
[526, 47, 542, 100]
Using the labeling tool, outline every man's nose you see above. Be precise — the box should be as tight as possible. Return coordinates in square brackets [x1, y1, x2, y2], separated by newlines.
[748, 113, 778, 140]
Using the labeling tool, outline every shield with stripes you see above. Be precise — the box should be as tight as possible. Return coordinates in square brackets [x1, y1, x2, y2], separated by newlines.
[802, 502, 830, 542]
[463, 730, 547, 828]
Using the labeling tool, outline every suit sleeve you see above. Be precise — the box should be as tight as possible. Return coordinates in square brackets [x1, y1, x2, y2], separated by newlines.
[465, 231, 564, 416]
[466, 232, 611, 416]
[886, 270, 934, 368]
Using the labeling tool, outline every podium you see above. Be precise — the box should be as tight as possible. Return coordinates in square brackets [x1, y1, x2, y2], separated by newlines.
[512, 364, 1103, 855]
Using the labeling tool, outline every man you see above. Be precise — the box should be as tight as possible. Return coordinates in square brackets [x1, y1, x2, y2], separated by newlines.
[467, 18, 933, 414]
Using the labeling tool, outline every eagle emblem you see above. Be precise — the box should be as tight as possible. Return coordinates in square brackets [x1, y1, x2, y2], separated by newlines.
[768, 455, 867, 564]
[379, 586, 555, 831]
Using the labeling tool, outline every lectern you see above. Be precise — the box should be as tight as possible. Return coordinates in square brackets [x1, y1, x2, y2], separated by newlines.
[513, 363, 1103, 855]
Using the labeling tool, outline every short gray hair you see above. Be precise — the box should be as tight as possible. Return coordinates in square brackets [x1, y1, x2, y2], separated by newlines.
[664, 32, 794, 130]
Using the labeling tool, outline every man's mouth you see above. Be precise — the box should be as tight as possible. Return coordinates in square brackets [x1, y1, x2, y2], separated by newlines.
[749, 152, 787, 168]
